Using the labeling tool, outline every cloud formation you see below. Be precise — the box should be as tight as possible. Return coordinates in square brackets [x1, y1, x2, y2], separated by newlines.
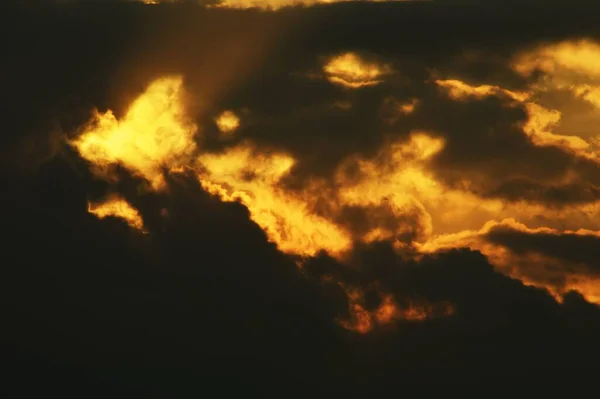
[4, 1, 600, 395]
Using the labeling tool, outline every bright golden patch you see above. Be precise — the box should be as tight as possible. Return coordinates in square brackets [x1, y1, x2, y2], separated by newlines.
[88, 196, 145, 232]
[71, 76, 198, 191]
[197, 143, 352, 257]
[512, 39, 600, 78]
[435, 79, 530, 102]
[323, 53, 389, 88]
[215, 110, 241, 136]
[211, 0, 419, 10]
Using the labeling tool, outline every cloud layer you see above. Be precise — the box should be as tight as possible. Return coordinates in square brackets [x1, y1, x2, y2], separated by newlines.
[4, 1, 600, 395]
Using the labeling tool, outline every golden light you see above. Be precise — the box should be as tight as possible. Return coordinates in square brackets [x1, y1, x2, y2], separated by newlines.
[508, 40, 600, 162]
[435, 79, 530, 102]
[88, 196, 146, 232]
[71, 64, 600, 332]
[210, 0, 420, 10]
[71, 76, 198, 191]
[197, 143, 353, 257]
[338, 288, 455, 334]
[512, 39, 600, 78]
[323, 52, 389, 89]
[416, 219, 600, 305]
[215, 110, 241, 137]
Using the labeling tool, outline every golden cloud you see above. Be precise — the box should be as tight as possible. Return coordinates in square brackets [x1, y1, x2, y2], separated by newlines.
[88, 196, 146, 232]
[196, 143, 353, 257]
[210, 0, 421, 10]
[334, 283, 455, 334]
[71, 77, 198, 191]
[71, 41, 600, 331]
[215, 110, 241, 137]
[323, 52, 391, 89]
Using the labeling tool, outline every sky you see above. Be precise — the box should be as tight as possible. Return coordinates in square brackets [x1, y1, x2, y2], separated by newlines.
[3, 0, 600, 396]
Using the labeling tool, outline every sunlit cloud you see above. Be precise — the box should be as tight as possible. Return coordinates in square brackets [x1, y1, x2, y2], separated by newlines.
[70, 77, 198, 191]
[196, 143, 353, 257]
[512, 39, 600, 79]
[510, 40, 600, 160]
[210, 0, 424, 10]
[88, 196, 146, 232]
[323, 52, 391, 89]
[416, 218, 600, 304]
[436, 78, 600, 163]
[435, 79, 530, 102]
[131, 0, 430, 8]
[335, 284, 455, 334]
[215, 110, 241, 137]
[71, 55, 600, 331]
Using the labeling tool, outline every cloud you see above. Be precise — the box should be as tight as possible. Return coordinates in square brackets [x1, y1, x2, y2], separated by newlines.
[322, 52, 391, 88]
[87, 195, 146, 231]
[214, 110, 241, 136]
[5, 1, 600, 394]
[137, 0, 427, 9]
[70, 77, 198, 190]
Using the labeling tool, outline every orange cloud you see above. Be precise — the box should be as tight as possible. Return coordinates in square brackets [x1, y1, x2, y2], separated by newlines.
[508, 40, 600, 161]
[70, 76, 198, 191]
[215, 110, 241, 137]
[416, 219, 600, 304]
[323, 52, 391, 89]
[71, 69, 600, 332]
[88, 196, 146, 232]
[196, 143, 353, 257]
[338, 286, 454, 334]
[512, 39, 600, 78]
[435, 79, 530, 102]
[436, 77, 600, 164]
[210, 0, 422, 10]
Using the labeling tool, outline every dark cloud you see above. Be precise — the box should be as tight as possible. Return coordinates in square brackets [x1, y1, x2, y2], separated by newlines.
[485, 224, 600, 272]
[3, 1, 600, 396]
[412, 92, 600, 206]
[488, 177, 600, 206]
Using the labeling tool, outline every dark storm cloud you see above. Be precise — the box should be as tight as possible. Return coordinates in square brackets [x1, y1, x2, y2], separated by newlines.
[4, 1, 600, 396]
[405, 89, 600, 206]
[2, 157, 339, 395]
[488, 177, 600, 206]
[4, 155, 600, 396]
[485, 224, 600, 272]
